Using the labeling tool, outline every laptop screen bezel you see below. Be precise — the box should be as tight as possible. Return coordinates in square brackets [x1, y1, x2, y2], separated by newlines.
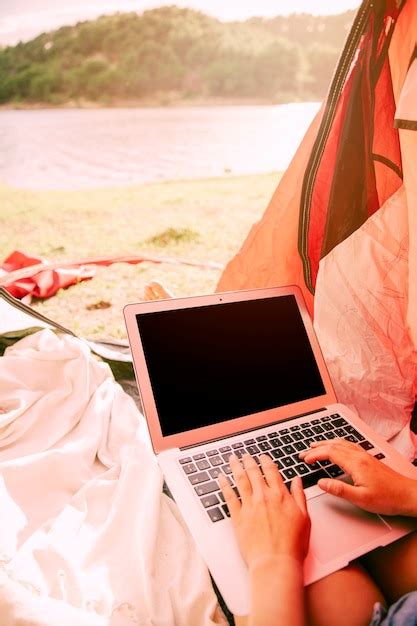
[124, 286, 337, 454]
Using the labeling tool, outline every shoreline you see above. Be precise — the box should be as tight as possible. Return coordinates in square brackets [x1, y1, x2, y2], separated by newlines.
[0, 95, 307, 111]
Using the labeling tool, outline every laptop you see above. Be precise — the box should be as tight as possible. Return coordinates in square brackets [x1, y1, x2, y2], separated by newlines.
[124, 286, 417, 616]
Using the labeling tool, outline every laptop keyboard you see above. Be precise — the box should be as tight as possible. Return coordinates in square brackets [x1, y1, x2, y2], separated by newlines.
[178, 413, 386, 523]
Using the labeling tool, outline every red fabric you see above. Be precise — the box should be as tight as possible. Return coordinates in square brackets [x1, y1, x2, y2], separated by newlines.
[1, 250, 222, 300]
[303, 1, 403, 290]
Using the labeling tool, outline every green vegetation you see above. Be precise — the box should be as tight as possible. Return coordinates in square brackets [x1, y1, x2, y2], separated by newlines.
[0, 7, 354, 106]
[145, 227, 200, 246]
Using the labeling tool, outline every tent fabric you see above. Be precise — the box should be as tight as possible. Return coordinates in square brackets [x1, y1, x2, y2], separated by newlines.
[314, 185, 416, 458]
[0, 329, 227, 626]
[217, 0, 417, 453]
[1, 250, 223, 301]
[394, 53, 417, 130]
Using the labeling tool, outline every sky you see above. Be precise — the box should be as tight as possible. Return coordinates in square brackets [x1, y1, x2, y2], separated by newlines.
[0, 0, 361, 46]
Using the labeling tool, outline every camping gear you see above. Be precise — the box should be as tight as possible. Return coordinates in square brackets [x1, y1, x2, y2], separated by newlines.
[218, 0, 417, 458]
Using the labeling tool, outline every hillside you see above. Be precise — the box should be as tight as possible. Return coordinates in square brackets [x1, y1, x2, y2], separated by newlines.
[0, 6, 355, 106]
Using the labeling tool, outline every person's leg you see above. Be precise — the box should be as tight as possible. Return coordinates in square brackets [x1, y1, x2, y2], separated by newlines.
[361, 531, 417, 605]
[143, 281, 173, 300]
[305, 563, 385, 626]
[233, 563, 384, 626]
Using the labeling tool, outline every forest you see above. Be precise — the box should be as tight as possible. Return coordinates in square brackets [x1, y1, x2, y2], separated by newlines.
[0, 6, 355, 105]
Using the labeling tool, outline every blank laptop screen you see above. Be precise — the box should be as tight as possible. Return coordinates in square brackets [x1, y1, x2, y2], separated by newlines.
[136, 294, 326, 436]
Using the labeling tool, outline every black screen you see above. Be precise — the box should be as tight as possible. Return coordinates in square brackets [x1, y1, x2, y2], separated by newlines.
[136, 295, 326, 436]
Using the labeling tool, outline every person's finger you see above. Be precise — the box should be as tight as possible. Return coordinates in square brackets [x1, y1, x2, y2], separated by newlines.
[259, 454, 285, 493]
[317, 477, 365, 506]
[230, 454, 253, 501]
[300, 442, 353, 472]
[218, 473, 241, 517]
[242, 454, 265, 499]
[290, 476, 308, 514]
[309, 438, 361, 452]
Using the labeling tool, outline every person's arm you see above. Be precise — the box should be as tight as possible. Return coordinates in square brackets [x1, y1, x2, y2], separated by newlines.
[219, 454, 310, 626]
[300, 439, 417, 516]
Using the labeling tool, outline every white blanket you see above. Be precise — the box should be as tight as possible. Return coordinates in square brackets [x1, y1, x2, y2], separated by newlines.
[0, 329, 227, 626]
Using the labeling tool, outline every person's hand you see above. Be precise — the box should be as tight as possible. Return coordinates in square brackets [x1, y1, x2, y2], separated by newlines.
[300, 439, 417, 516]
[218, 454, 311, 569]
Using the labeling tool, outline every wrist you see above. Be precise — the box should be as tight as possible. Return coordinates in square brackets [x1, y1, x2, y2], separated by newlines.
[248, 554, 304, 576]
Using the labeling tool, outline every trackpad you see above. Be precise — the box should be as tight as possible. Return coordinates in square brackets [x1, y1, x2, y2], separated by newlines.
[308, 494, 391, 564]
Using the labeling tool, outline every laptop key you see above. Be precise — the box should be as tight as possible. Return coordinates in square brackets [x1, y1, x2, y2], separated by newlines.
[222, 504, 230, 518]
[332, 417, 348, 428]
[209, 467, 224, 479]
[290, 425, 300, 431]
[312, 425, 324, 434]
[303, 428, 314, 437]
[201, 494, 220, 508]
[314, 435, 326, 441]
[322, 423, 334, 432]
[207, 450, 219, 456]
[258, 441, 272, 452]
[222, 452, 233, 463]
[375, 452, 385, 460]
[219, 446, 231, 453]
[304, 438, 314, 447]
[275, 459, 283, 470]
[301, 469, 329, 489]
[179, 457, 193, 464]
[325, 432, 336, 439]
[345, 426, 365, 441]
[272, 449, 284, 460]
[292, 431, 304, 441]
[267, 432, 278, 439]
[193, 453, 205, 460]
[319, 459, 331, 467]
[189, 471, 210, 485]
[195, 481, 219, 496]
[244, 439, 256, 445]
[234, 449, 245, 459]
[281, 435, 294, 444]
[282, 457, 295, 468]
[183, 463, 197, 474]
[294, 441, 308, 451]
[223, 463, 232, 474]
[326, 465, 345, 478]
[322, 416, 331, 422]
[279, 428, 289, 435]
[335, 428, 347, 437]
[345, 435, 359, 443]
[283, 467, 297, 480]
[270, 438, 282, 448]
[256, 435, 267, 442]
[207, 507, 224, 523]
[232, 442, 244, 449]
[311, 419, 321, 425]
[360, 440, 374, 451]
[210, 456, 224, 467]
[283, 444, 296, 455]
[196, 460, 210, 470]
[295, 463, 310, 476]
[246, 445, 260, 455]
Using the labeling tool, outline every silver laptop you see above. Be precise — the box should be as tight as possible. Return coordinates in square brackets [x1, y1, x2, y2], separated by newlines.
[124, 286, 417, 616]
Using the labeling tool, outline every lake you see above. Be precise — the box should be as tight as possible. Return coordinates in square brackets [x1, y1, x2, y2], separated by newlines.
[0, 102, 320, 190]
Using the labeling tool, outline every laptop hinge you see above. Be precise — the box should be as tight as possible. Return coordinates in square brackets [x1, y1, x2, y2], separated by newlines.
[179, 407, 328, 451]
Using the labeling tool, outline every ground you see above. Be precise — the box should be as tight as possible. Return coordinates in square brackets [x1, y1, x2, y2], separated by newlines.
[1, 172, 280, 340]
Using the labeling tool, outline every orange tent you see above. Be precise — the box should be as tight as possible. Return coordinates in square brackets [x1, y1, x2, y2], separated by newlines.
[218, 0, 417, 457]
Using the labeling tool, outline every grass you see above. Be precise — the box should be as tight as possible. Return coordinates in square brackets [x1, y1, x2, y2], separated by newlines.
[0, 172, 280, 340]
